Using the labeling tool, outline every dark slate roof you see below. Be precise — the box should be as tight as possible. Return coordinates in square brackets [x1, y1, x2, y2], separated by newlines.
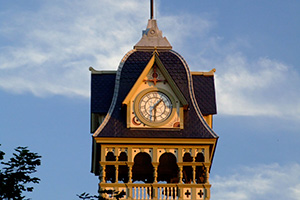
[91, 64, 217, 116]
[192, 75, 217, 115]
[91, 73, 116, 114]
[93, 50, 218, 139]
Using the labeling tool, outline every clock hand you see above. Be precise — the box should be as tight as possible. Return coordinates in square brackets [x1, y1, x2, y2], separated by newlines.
[149, 106, 154, 122]
[153, 99, 162, 122]
[153, 99, 163, 109]
[153, 107, 157, 122]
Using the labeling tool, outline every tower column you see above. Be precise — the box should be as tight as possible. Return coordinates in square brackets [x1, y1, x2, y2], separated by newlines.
[102, 165, 106, 183]
[193, 166, 196, 184]
[179, 166, 183, 183]
[206, 167, 210, 184]
[115, 165, 119, 183]
[128, 164, 133, 183]
[205, 187, 211, 200]
[99, 166, 103, 183]
[153, 163, 159, 183]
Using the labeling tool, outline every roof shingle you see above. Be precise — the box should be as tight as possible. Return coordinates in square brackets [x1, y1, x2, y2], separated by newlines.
[192, 75, 217, 115]
[91, 73, 116, 114]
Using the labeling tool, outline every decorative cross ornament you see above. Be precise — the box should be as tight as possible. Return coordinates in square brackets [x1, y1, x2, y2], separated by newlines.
[198, 190, 204, 198]
[185, 189, 191, 198]
[143, 64, 166, 85]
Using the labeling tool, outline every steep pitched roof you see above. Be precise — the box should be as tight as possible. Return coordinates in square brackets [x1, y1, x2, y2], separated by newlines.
[90, 70, 116, 114]
[192, 74, 217, 115]
[90, 72, 217, 116]
[92, 50, 218, 139]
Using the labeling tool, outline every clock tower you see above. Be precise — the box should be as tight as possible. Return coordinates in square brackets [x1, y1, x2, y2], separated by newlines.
[90, 1, 218, 199]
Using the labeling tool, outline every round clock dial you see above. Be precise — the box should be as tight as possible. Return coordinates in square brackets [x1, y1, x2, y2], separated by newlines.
[138, 91, 172, 123]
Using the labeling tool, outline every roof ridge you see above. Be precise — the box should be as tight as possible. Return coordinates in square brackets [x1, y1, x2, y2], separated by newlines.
[170, 50, 219, 138]
[93, 49, 136, 137]
[191, 69, 216, 77]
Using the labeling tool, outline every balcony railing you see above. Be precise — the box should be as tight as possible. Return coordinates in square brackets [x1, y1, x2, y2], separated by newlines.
[100, 183, 211, 200]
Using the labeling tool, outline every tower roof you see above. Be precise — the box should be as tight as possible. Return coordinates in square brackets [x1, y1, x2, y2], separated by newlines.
[92, 50, 218, 139]
[91, 2, 218, 139]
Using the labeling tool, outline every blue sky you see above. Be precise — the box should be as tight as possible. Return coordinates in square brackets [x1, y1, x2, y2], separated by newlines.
[0, 0, 300, 199]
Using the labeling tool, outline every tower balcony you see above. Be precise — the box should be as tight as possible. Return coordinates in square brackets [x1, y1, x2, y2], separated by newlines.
[99, 160, 211, 200]
[96, 145, 215, 200]
[100, 182, 211, 200]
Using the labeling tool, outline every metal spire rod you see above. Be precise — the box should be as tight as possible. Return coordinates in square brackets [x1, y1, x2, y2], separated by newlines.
[150, 0, 154, 19]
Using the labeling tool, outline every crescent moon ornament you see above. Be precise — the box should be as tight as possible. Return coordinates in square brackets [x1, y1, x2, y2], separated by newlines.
[132, 116, 141, 126]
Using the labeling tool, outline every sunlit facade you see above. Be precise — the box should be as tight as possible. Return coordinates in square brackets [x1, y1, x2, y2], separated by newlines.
[90, 2, 218, 199]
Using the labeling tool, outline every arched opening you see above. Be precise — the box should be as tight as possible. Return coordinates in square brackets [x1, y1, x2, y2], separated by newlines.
[118, 152, 129, 183]
[195, 153, 206, 183]
[106, 151, 116, 161]
[105, 152, 116, 183]
[158, 152, 179, 183]
[132, 152, 154, 183]
[195, 152, 204, 162]
[183, 152, 193, 162]
[118, 152, 128, 161]
[182, 152, 193, 184]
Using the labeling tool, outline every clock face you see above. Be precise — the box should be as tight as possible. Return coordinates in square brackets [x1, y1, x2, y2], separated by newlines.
[138, 91, 173, 124]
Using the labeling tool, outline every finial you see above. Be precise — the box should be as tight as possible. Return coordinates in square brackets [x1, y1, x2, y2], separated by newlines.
[134, 0, 172, 50]
[150, 0, 154, 19]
